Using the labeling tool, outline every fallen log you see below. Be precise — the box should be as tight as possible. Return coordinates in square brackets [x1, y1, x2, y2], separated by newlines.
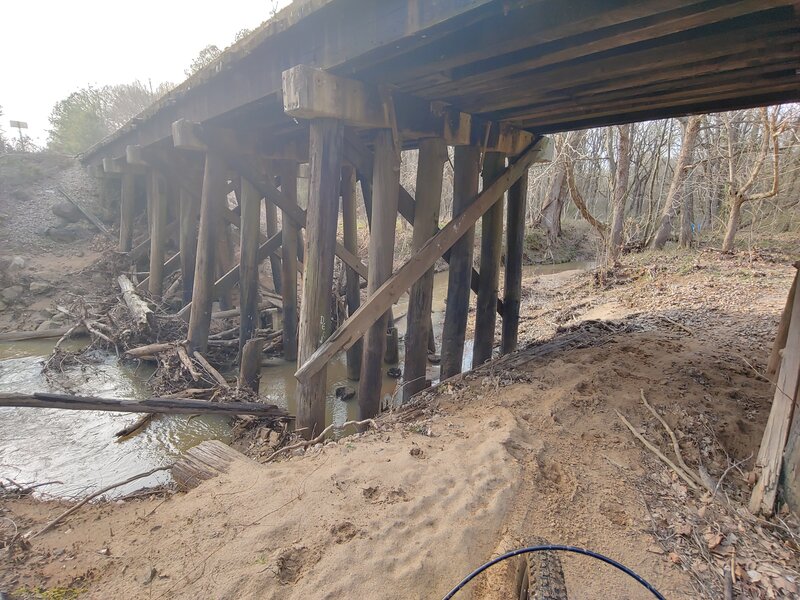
[0, 392, 291, 419]
[115, 413, 155, 438]
[211, 304, 279, 320]
[117, 275, 154, 331]
[125, 342, 175, 359]
[0, 327, 83, 342]
[193, 351, 230, 389]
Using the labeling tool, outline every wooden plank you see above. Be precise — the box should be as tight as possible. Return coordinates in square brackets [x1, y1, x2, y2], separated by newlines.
[473, 152, 505, 367]
[501, 168, 528, 355]
[277, 162, 300, 362]
[341, 165, 362, 380]
[187, 152, 226, 353]
[297, 118, 343, 438]
[282, 65, 471, 144]
[441, 144, 481, 380]
[768, 266, 799, 379]
[402, 138, 446, 402]
[239, 178, 263, 351]
[147, 172, 168, 300]
[358, 130, 401, 419]
[296, 138, 547, 382]
[118, 172, 136, 252]
[0, 392, 290, 418]
[172, 440, 257, 492]
[750, 280, 800, 515]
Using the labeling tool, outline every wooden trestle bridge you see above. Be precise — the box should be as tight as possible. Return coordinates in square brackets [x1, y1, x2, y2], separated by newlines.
[80, 0, 800, 438]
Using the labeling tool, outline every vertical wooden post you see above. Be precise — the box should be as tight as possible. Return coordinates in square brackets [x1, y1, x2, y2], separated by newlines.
[278, 162, 299, 362]
[239, 178, 262, 352]
[297, 118, 344, 438]
[239, 338, 264, 393]
[215, 210, 235, 310]
[403, 138, 446, 401]
[187, 152, 226, 353]
[148, 171, 167, 300]
[179, 187, 199, 306]
[265, 195, 283, 294]
[358, 130, 400, 419]
[473, 152, 506, 367]
[341, 165, 363, 381]
[440, 145, 481, 380]
[118, 171, 136, 252]
[502, 169, 529, 354]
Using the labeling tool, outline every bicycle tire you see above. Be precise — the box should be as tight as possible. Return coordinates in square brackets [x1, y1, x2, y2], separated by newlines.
[514, 539, 568, 600]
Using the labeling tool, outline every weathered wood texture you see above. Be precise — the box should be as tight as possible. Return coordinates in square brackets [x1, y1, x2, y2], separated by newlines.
[187, 152, 227, 353]
[341, 165, 362, 380]
[768, 265, 799, 379]
[473, 151, 506, 366]
[239, 178, 263, 350]
[0, 392, 289, 418]
[359, 130, 401, 419]
[750, 279, 800, 515]
[441, 145, 481, 380]
[118, 171, 136, 252]
[264, 195, 283, 293]
[239, 338, 264, 393]
[118, 274, 154, 331]
[278, 161, 300, 362]
[296, 138, 547, 381]
[179, 187, 200, 305]
[147, 171, 168, 299]
[172, 440, 258, 491]
[297, 118, 343, 437]
[501, 168, 528, 354]
[403, 138, 446, 401]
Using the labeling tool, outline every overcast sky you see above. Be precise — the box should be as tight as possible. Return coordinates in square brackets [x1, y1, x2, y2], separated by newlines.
[1, 1, 290, 146]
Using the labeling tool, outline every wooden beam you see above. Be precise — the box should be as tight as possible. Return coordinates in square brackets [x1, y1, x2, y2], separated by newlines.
[473, 151, 505, 367]
[172, 118, 308, 161]
[403, 138, 446, 402]
[264, 194, 282, 294]
[179, 188, 200, 305]
[0, 392, 289, 419]
[239, 178, 263, 351]
[441, 144, 481, 380]
[102, 156, 146, 175]
[282, 65, 471, 144]
[341, 165, 362, 381]
[147, 171, 168, 300]
[277, 161, 300, 362]
[296, 137, 547, 382]
[179, 120, 368, 281]
[502, 168, 528, 354]
[187, 152, 226, 353]
[118, 171, 136, 252]
[296, 118, 343, 438]
[768, 265, 799, 379]
[358, 130, 401, 419]
[751, 279, 800, 515]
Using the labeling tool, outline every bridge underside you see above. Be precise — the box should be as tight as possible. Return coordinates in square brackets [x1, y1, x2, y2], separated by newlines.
[81, 0, 800, 436]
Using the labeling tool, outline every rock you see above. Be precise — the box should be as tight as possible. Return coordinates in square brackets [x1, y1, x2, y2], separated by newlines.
[52, 201, 82, 223]
[140, 566, 157, 585]
[1, 286, 23, 302]
[29, 281, 50, 294]
[37, 320, 59, 331]
[0, 256, 26, 283]
[387, 367, 402, 379]
[427, 353, 441, 364]
[52, 312, 67, 323]
[46, 227, 78, 243]
[334, 385, 356, 401]
[0, 300, 7, 312]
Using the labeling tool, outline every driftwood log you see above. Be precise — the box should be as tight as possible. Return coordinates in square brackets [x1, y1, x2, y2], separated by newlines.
[0, 327, 84, 342]
[0, 392, 290, 419]
[117, 275, 154, 331]
[171, 440, 255, 491]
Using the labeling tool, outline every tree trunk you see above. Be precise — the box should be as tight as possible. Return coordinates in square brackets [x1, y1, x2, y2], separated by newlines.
[652, 116, 701, 250]
[539, 158, 567, 243]
[608, 124, 632, 263]
[678, 182, 694, 248]
[722, 194, 744, 253]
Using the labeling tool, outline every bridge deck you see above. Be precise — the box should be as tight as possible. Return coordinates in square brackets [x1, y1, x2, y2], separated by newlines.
[82, 0, 800, 163]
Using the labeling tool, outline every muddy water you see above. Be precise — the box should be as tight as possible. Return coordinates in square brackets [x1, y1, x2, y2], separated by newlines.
[0, 262, 591, 497]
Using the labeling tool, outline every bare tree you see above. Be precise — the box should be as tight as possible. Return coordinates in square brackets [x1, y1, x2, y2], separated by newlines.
[608, 123, 633, 262]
